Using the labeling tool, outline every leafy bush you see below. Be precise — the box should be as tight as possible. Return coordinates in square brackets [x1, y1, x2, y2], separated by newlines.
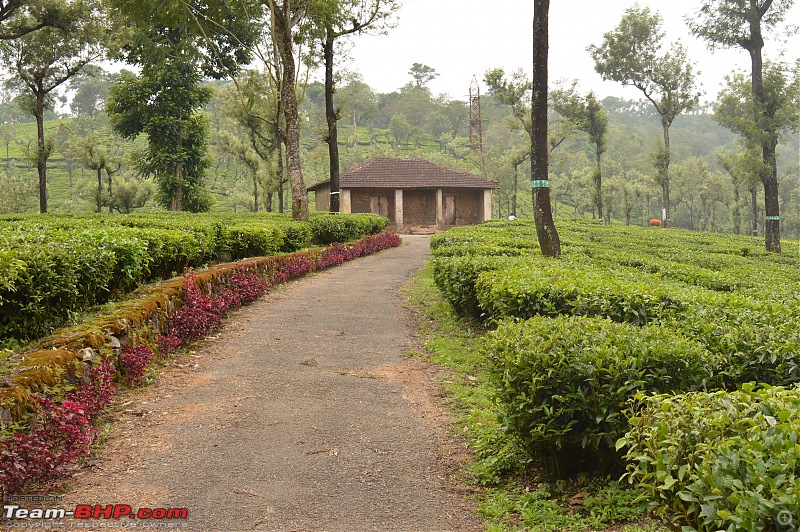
[476, 261, 690, 326]
[431, 255, 519, 318]
[488, 316, 717, 479]
[119, 345, 154, 386]
[620, 384, 800, 531]
[310, 213, 388, 244]
[229, 271, 267, 304]
[167, 276, 227, 343]
[0, 358, 115, 497]
[0, 214, 315, 343]
[225, 224, 286, 259]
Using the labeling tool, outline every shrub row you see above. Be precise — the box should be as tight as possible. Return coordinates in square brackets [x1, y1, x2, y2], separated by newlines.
[488, 316, 718, 479]
[310, 213, 389, 245]
[432, 219, 800, 496]
[0, 358, 116, 497]
[620, 384, 800, 531]
[0, 213, 386, 343]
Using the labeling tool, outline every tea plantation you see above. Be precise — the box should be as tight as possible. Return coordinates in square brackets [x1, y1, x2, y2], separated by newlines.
[0, 212, 387, 344]
[431, 219, 800, 531]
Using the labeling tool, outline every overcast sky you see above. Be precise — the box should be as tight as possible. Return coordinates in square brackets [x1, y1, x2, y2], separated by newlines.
[344, 0, 800, 102]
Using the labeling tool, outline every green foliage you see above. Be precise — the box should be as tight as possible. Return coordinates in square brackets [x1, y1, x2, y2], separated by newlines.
[406, 263, 657, 531]
[621, 384, 800, 531]
[431, 255, 520, 318]
[0, 212, 323, 342]
[309, 213, 388, 244]
[433, 217, 800, 505]
[488, 316, 717, 479]
[107, 63, 213, 212]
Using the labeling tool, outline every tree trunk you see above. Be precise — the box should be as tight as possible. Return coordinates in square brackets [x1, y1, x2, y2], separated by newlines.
[751, 186, 758, 236]
[108, 172, 113, 214]
[36, 91, 47, 213]
[594, 147, 603, 220]
[661, 122, 671, 227]
[323, 33, 341, 213]
[97, 167, 103, 213]
[530, 0, 561, 257]
[763, 140, 781, 252]
[748, 22, 780, 252]
[274, 3, 308, 221]
[171, 164, 184, 211]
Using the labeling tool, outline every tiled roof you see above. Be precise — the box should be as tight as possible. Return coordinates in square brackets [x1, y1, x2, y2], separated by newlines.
[307, 158, 499, 191]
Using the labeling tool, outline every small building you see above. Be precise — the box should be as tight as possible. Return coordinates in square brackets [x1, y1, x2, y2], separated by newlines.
[307, 158, 499, 232]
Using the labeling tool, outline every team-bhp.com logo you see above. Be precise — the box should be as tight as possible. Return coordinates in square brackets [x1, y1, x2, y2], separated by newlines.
[4, 504, 189, 520]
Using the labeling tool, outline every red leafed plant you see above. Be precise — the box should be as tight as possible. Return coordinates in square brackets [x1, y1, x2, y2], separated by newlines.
[230, 271, 267, 303]
[119, 345, 154, 386]
[0, 359, 115, 497]
[167, 275, 225, 343]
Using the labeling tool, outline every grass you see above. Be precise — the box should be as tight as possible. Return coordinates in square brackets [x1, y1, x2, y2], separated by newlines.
[404, 262, 667, 532]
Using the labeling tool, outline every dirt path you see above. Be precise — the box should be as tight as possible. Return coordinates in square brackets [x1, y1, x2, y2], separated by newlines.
[62, 235, 483, 532]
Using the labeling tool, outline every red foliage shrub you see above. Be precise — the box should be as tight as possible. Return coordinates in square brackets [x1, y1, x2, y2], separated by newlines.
[167, 275, 225, 343]
[119, 345, 154, 386]
[0, 359, 115, 497]
[280, 256, 317, 281]
[230, 271, 267, 303]
[157, 334, 182, 355]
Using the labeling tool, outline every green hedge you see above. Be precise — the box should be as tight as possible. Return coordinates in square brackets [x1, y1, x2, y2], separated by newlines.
[431, 255, 520, 318]
[488, 316, 717, 479]
[475, 260, 691, 326]
[310, 213, 388, 245]
[0, 212, 391, 344]
[620, 384, 800, 531]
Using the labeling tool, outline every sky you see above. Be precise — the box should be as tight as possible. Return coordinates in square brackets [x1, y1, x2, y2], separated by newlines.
[345, 0, 800, 102]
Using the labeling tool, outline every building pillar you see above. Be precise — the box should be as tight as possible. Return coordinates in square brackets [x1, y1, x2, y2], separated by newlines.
[340, 189, 352, 214]
[394, 189, 403, 227]
[436, 188, 443, 227]
[483, 189, 493, 221]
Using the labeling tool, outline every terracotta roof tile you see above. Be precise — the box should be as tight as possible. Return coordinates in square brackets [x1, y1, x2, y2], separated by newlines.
[307, 158, 499, 191]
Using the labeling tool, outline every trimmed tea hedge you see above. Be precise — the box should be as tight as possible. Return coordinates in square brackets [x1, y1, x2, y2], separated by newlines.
[310, 213, 388, 245]
[620, 384, 800, 531]
[489, 316, 718, 478]
[432, 218, 800, 491]
[0, 212, 386, 343]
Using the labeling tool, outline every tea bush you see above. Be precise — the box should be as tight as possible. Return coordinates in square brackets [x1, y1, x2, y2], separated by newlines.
[620, 384, 800, 531]
[488, 316, 717, 479]
[0, 213, 385, 343]
[310, 213, 388, 244]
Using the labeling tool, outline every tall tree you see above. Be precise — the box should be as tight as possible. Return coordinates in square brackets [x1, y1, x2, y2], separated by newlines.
[551, 86, 608, 220]
[408, 62, 438, 89]
[107, 63, 213, 211]
[0, 0, 108, 212]
[589, 6, 700, 227]
[108, 0, 257, 211]
[714, 61, 800, 239]
[531, 0, 560, 257]
[261, 0, 313, 220]
[312, 0, 399, 212]
[687, 0, 796, 252]
[0, 0, 69, 40]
